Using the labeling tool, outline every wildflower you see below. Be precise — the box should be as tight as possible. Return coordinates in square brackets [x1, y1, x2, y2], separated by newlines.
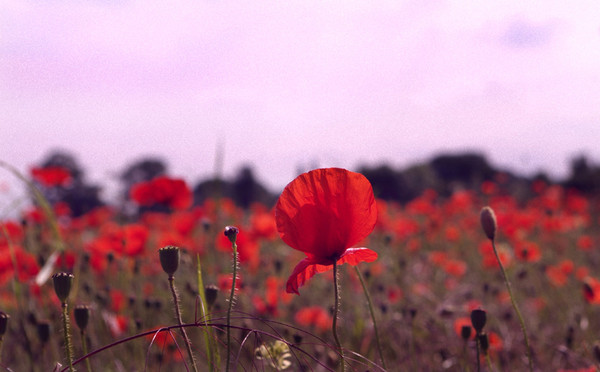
[31, 166, 71, 187]
[255, 340, 292, 370]
[130, 176, 192, 210]
[275, 168, 378, 294]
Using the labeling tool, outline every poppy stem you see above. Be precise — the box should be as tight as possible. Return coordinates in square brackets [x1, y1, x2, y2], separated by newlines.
[60, 302, 74, 372]
[475, 334, 480, 372]
[332, 261, 346, 372]
[168, 275, 199, 372]
[226, 241, 238, 372]
[354, 266, 387, 370]
[491, 239, 533, 372]
[80, 329, 92, 372]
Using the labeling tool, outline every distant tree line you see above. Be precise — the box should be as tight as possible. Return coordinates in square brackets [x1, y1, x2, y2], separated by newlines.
[31, 150, 600, 217]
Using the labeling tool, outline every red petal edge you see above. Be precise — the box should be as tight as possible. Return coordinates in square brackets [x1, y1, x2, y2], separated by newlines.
[286, 248, 378, 295]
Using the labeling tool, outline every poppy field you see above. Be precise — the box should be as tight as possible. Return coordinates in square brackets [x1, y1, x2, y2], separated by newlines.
[1, 164, 600, 372]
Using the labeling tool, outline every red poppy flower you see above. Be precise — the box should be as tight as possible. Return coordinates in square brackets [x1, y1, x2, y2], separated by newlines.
[275, 168, 378, 294]
[31, 166, 71, 187]
[130, 176, 192, 210]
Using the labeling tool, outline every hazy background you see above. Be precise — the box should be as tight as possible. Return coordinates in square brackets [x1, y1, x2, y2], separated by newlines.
[2, 1, 600, 205]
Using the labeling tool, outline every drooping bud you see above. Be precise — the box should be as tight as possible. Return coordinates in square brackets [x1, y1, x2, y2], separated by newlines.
[471, 308, 487, 334]
[158, 246, 180, 276]
[224, 226, 239, 244]
[52, 272, 74, 303]
[480, 207, 497, 241]
[74, 305, 91, 331]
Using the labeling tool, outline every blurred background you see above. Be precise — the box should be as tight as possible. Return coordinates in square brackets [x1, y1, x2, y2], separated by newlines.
[1, 1, 600, 213]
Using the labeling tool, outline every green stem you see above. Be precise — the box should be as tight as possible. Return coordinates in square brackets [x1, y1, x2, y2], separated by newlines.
[485, 353, 495, 372]
[80, 331, 92, 372]
[332, 261, 346, 372]
[354, 266, 387, 370]
[61, 303, 74, 372]
[226, 242, 238, 372]
[491, 240, 533, 372]
[197, 254, 218, 372]
[169, 276, 199, 372]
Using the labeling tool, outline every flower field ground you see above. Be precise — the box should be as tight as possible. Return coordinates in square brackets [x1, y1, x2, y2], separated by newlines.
[0, 167, 600, 372]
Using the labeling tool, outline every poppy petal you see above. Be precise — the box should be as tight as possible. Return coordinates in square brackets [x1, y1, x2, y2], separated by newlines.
[286, 257, 333, 295]
[286, 248, 378, 294]
[276, 168, 377, 260]
[338, 247, 378, 265]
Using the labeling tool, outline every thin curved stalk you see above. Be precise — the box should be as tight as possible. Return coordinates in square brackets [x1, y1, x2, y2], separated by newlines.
[354, 266, 386, 370]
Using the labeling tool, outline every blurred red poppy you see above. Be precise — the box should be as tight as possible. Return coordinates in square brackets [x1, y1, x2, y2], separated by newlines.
[130, 176, 192, 210]
[275, 168, 378, 294]
[31, 166, 71, 187]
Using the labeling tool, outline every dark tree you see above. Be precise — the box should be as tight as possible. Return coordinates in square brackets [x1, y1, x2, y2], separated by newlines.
[564, 155, 600, 194]
[359, 165, 410, 202]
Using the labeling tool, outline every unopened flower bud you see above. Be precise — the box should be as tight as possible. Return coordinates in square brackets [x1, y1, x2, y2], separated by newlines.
[471, 308, 487, 334]
[480, 207, 497, 241]
[224, 226, 239, 244]
[52, 272, 74, 303]
[159, 246, 180, 276]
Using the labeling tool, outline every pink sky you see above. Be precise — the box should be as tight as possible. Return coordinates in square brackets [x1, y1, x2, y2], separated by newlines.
[1, 1, 600, 206]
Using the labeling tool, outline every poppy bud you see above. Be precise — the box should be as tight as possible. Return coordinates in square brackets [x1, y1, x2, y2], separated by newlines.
[224, 226, 239, 244]
[204, 284, 219, 309]
[159, 246, 180, 276]
[460, 325, 472, 341]
[480, 207, 498, 240]
[470, 308, 487, 334]
[480, 207, 497, 241]
[74, 305, 91, 331]
[0, 312, 9, 337]
[478, 332, 489, 355]
[52, 272, 74, 303]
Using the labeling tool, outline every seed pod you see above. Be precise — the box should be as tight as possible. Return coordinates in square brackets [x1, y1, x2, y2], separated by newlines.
[158, 246, 180, 276]
[74, 305, 91, 331]
[471, 308, 487, 334]
[480, 207, 497, 241]
[52, 272, 74, 303]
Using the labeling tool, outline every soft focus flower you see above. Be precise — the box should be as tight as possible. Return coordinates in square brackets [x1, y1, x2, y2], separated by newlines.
[275, 168, 378, 294]
[31, 166, 71, 187]
[130, 176, 192, 210]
